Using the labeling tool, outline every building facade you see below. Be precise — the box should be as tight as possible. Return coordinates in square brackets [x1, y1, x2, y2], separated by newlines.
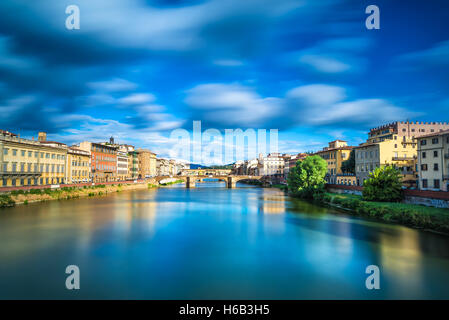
[66, 147, 91, 184]
[416, 129, 449, 191]
[314, 140, 353, 184]
[116, 146, 129, 181]
[354, 135, 417, 187]
[137, 149, 157, 178]
[368, 121, 449, 143]
[1, 130, 43, 187]
[156, 158, 170, 176]
[78, 141, 117, 183]
[258, 153, 285, 177]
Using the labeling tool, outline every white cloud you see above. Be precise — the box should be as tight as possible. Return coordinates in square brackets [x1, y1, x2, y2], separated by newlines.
[119, 93, 156, 105]
[87, 78, 137, 92]
[185, 83, 282, 127]
[286, 84, 422, 127]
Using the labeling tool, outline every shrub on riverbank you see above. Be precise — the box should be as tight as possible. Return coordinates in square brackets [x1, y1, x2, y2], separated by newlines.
[0, 194, 15, 208]
[323, 192, 449, 234]
[362, 165, 403, 202]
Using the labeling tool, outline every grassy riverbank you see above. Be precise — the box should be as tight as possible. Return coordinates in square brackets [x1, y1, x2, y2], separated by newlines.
[0, 183, 150, 208]
[159, 179, 184, 186]
[321, 192, 449, 234]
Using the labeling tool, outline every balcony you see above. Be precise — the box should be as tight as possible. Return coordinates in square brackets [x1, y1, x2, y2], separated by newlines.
[392, 156, 416, 161]
[0, 170, 42, 177]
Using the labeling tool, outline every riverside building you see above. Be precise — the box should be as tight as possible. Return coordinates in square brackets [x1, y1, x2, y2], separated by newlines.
[416, 129, 449, 191]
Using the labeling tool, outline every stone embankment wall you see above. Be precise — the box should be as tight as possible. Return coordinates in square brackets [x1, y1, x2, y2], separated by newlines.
[326, 184, 449, 209]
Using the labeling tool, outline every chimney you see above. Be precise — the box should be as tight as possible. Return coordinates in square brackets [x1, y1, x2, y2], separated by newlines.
[38, 132, 47, 142]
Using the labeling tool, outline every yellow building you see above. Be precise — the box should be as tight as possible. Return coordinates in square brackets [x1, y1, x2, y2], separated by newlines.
[314, 140, 353, 184]
[0, 130, 67, 187]
[1, 130, 42, 187]
[36, 140, 68, 185]
[67, 147, 91, 184]
[354, 134, 417, 187]
[137, 149, 157, 178]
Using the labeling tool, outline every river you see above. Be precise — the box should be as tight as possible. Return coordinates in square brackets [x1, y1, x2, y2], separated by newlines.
[1, 181, 449, 299]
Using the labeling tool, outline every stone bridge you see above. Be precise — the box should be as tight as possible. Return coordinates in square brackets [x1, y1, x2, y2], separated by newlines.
[153, 175, 264, 188]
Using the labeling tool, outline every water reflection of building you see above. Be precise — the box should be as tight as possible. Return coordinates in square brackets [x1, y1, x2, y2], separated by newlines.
[259, 189, 286, 214]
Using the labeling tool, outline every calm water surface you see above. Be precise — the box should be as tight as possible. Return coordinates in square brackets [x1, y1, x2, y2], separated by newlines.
[1, 181, 449, 299]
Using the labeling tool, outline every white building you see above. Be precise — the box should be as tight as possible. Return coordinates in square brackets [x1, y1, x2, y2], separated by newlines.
[258, 153, 284, 176]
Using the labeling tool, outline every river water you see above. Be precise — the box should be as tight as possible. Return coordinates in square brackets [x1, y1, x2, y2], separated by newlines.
[0, 181, 449, 299]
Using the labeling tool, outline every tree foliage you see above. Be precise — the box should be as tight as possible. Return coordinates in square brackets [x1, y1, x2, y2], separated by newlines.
[362, 165, 403, 202]
[287, 155, 327, 199]
[341, 150, 355, 174]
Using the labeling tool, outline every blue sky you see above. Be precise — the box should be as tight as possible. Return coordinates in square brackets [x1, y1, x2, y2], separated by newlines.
[0, 0, 448, 163]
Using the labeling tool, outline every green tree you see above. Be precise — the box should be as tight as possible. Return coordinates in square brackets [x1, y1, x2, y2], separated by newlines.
[341, 150, 355, 174]
[287, 155, 327, 199]
[362, 165, 403, 202]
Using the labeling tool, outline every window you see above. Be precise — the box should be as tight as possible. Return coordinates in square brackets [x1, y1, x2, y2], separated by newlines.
[13, 149, 17, 156]
[2, 162, 7, 172]
[434, 163, 438, 171]
[3, 148, 8, 155]
[422, 179, 428, 188]
[434, 151, 438, 157]
[12, 179, 16, 186]
[421, 164, 428, 171]
[422, 151, 426, 158]
[394, 144, 397, 148]
[434, 179, 440, 189]
[35, 151, 39, 158]
[2, 178, 6, 186]
[12, 163, 17, 172]
[28, 151, 32, 157]
[20, 179, 24, 186]
[420, 140, 427, 146]
[432, 138, 439, 144]
[21, 150, 25, 156]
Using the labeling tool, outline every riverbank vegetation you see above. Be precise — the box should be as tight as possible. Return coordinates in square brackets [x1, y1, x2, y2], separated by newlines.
[286, 157, 449, 234]
[321, 192, 449, 234]
[159, 179, 184, 186]
[0, 183, 149, 207]
[287, 155, 327, 199]
[362, 165, 403, 202]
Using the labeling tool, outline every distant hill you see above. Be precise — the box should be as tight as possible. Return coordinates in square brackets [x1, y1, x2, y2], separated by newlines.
[189, 163, 209, 169]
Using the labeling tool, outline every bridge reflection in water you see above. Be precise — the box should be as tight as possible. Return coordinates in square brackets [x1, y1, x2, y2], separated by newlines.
[155, 169, 265, 188]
